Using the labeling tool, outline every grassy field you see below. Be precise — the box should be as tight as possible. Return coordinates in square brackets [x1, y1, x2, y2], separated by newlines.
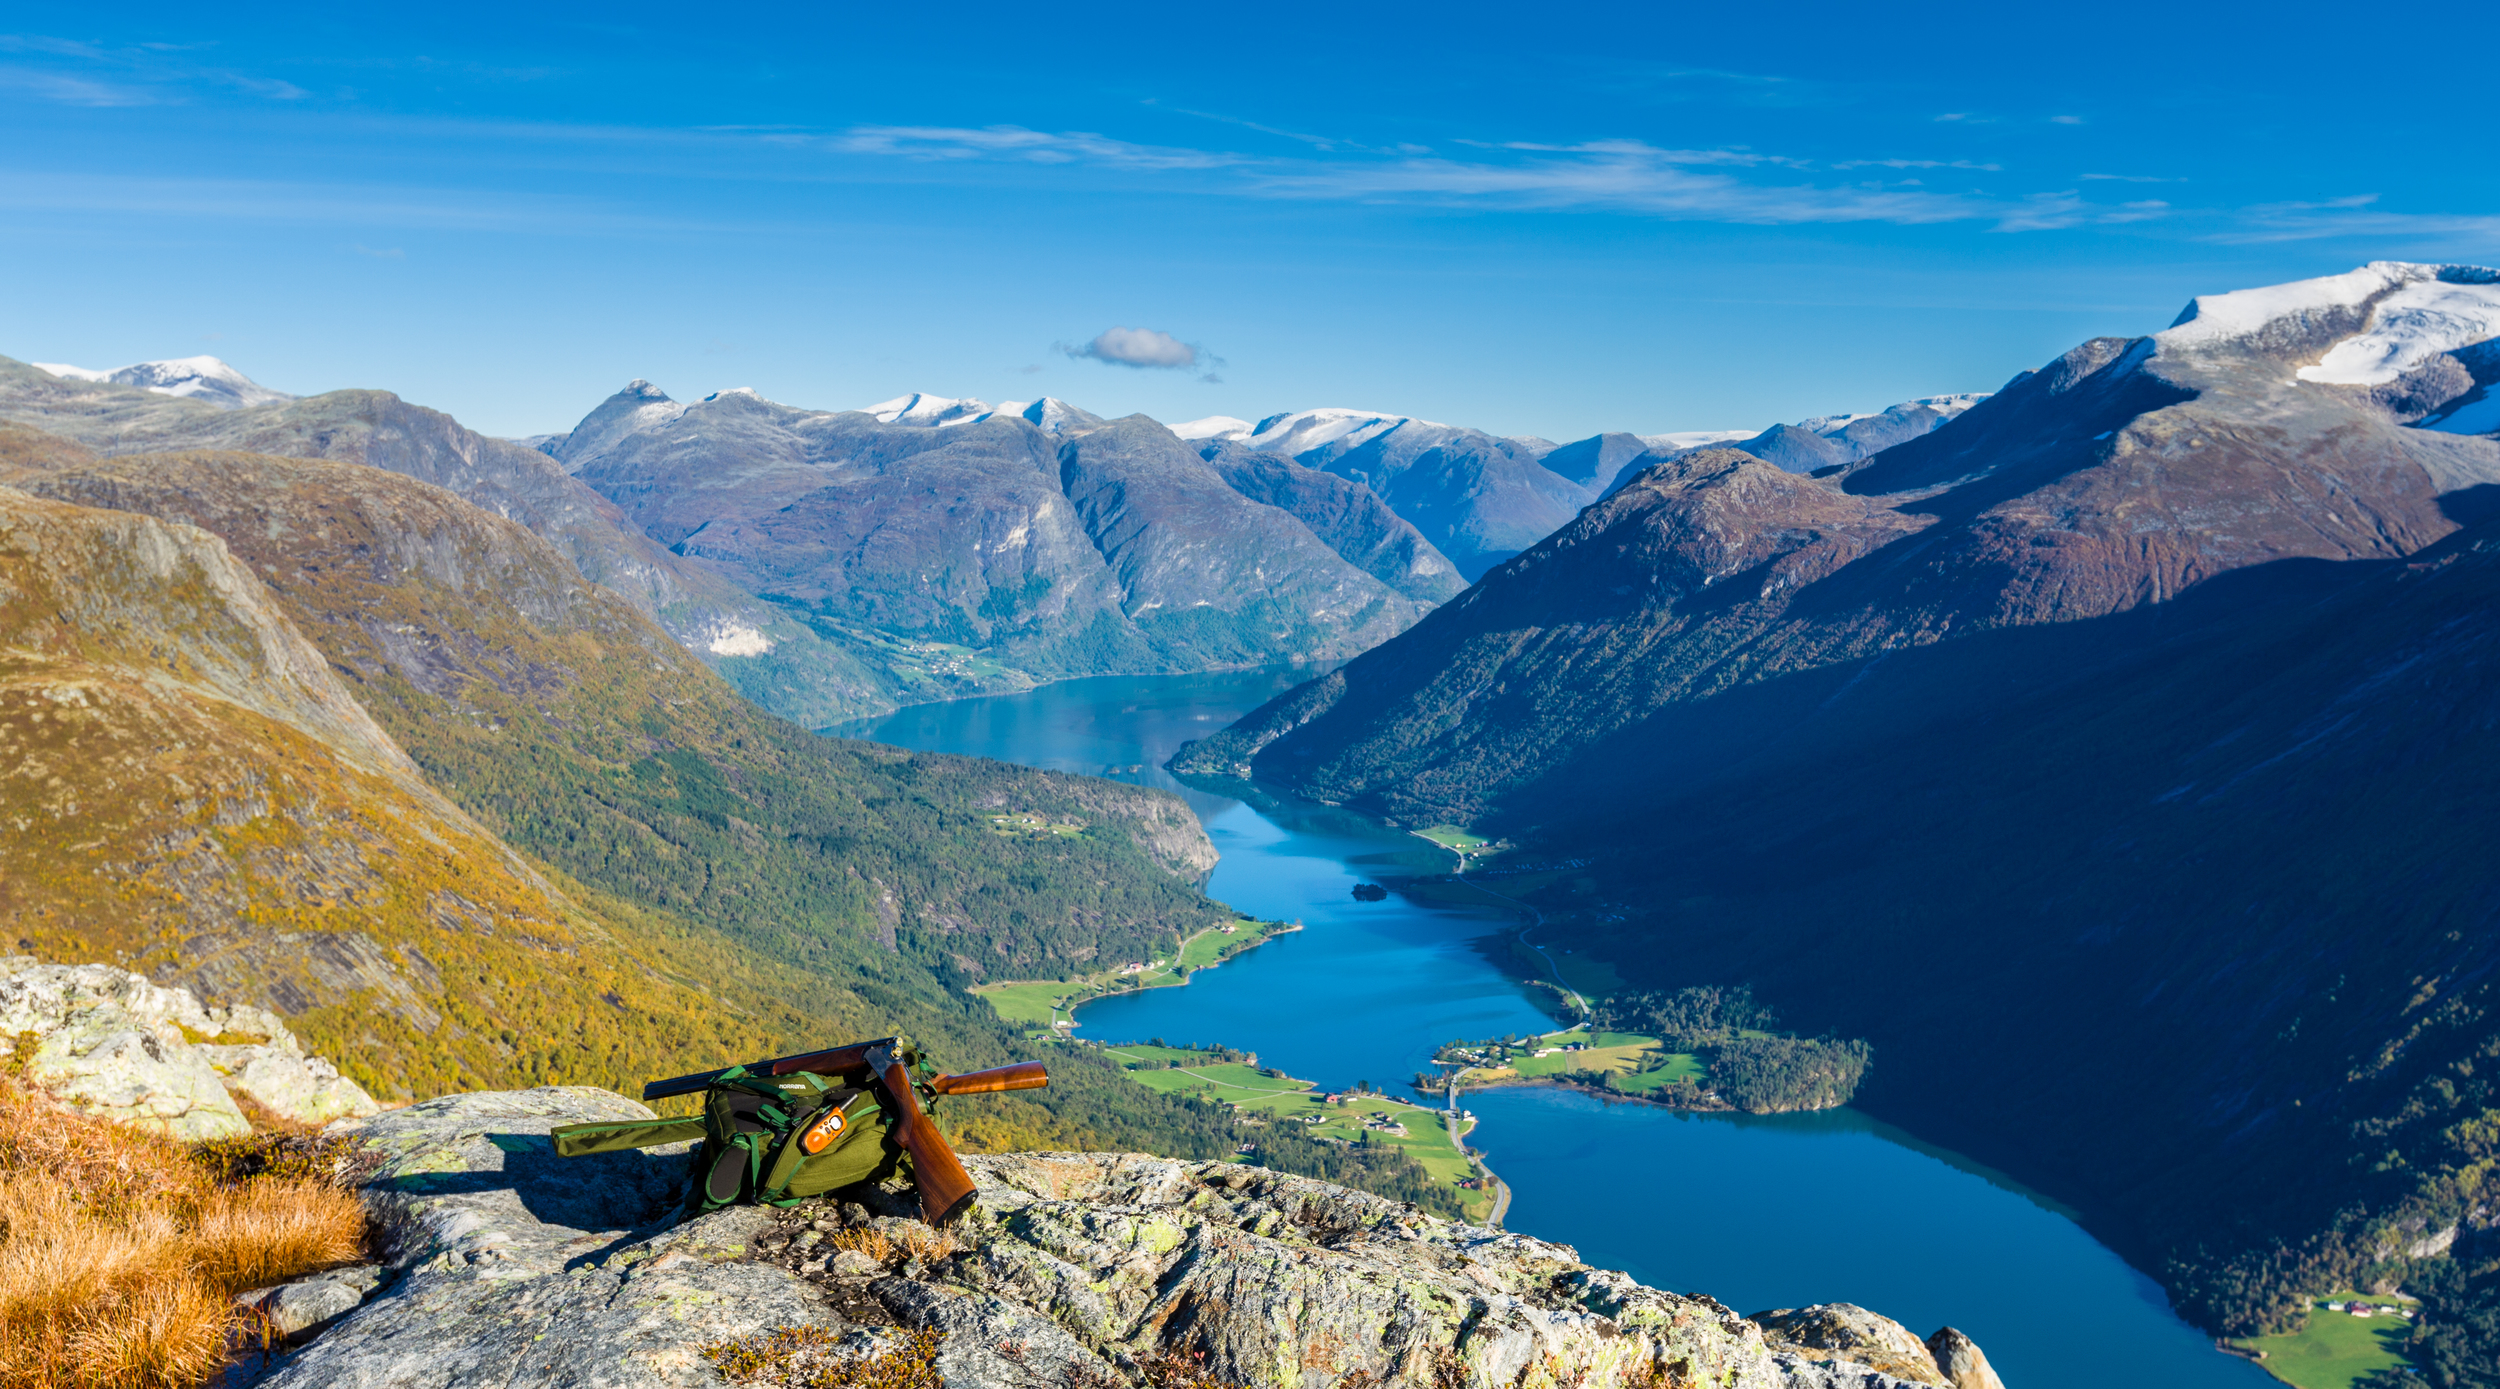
[1104, 1043, 1493, 1219]
[1412, 825, 1504, 866]
[1451, 1027, 1710, 1096]
[971, 918, 1293, 1028]
[2226, 1297, 2418, 1389]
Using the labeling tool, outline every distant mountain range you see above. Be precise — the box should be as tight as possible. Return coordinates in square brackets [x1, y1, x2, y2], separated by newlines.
[4, 353, 1981, 724]
[1174, 260, 2500, 1343]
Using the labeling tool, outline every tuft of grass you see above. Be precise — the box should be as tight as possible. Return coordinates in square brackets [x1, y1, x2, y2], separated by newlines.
[0, 1076, 368, 1389]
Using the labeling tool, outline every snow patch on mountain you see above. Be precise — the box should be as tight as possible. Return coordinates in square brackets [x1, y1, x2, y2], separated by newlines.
[2158, 262, 2500, 387]
[1171, 415, 1255, 441]
[31, 355, 293, 410]
[1639, 429, 1753, 451]
[1015, 398, 1101, 435]
[2299, 274, 2500, 386]
[861, 393, 995, 427]
[1244, 408, 1449, 456]
[703, 622, 775, 658]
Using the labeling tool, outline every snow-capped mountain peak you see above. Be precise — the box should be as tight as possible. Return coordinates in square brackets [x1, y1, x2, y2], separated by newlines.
[1243, 408, 1451, 456]
[2157, 261, 2500, 387]
[31, 355, 293, 410]
[860, 393, 994, 427]
[1013, 397, 1103, 435]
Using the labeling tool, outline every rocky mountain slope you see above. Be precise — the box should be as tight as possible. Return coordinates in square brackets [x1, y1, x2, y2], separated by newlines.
[1175, 262, 2500, 1339]
[543, 381, 1442, 702]
[0, 453, 664, 1100]
[0, 358, 882, 726]
[1193, 409, 1587, 580]
[230, 1085, 2003, 1389]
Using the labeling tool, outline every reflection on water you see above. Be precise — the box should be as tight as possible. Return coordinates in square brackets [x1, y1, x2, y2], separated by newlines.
[833, 668, 2270, 1389]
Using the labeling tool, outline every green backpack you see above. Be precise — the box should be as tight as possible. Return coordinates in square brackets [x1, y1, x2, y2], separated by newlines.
[552, 1065, 901, 1215]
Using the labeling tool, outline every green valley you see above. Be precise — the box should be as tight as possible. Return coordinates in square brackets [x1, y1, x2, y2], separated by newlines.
[1097, 1042, 1493, 1221]
[970, 917, 1297, 1028]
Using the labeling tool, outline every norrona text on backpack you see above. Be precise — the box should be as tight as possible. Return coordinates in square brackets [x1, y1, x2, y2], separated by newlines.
[547, 1036, 1047, 1225]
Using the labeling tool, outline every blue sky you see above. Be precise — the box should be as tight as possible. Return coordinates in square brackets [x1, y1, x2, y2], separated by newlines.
[4, 1, 2495, 442]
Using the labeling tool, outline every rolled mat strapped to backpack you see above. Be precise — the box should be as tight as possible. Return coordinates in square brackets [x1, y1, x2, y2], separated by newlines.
[551, 1065, 901, 1216]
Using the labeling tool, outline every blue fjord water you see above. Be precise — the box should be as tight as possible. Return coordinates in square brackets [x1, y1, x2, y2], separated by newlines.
[833, 667, 2269, 1389]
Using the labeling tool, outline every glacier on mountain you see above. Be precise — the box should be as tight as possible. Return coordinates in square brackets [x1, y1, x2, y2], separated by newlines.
[2158, 261, 2500, 388]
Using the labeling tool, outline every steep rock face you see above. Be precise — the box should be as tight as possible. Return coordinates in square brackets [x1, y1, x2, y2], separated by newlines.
[250, 1086, 1833, 1389]
[0, 958, 377, 1137]
[1199, 441, 1466, 603]
[0, 358, 883, 726]
[557, 384, 1432, 696]
[1057, 418, 1424, 666]
[1225, 410, 1587, 581]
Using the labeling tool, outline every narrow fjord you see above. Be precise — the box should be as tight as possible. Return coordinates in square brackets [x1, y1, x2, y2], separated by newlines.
[837, 668, 2269, 1389]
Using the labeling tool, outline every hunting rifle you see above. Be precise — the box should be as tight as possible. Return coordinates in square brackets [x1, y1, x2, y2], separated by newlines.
[642, 1036, 1048, 1225]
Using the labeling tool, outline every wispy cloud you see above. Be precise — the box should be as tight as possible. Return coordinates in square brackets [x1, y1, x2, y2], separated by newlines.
[0, 32, 307, 106]
[826, 127, 2157, 233]
[1833, 158, 2003, 172]
[835, 125, 1237, 171]
[2082, 173, 2186, 183]
[2211, 194, 2500, 247]
[0, 65, 156, 106]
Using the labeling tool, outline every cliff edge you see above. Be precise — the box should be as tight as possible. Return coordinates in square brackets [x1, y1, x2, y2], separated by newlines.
[230, 1087, 1989, 1389]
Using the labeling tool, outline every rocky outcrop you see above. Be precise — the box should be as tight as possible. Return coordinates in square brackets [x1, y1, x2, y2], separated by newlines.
[0, 959, 377, 1138]
[235, 1086, 2002, 1389]
[1752, 1305, 1946, 1386]
[1923, 1328, 2005, 1389]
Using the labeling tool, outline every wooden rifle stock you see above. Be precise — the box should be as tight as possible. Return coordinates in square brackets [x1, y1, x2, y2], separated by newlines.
[928, 1061, 1049, 1095]
[872, 1044, 979, 1225]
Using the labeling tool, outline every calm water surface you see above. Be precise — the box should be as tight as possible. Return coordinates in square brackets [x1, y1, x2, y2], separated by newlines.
[834, 668, 2268, 1389]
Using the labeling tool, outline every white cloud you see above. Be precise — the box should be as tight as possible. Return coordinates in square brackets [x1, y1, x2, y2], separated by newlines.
[1061, 327, 1204, 370]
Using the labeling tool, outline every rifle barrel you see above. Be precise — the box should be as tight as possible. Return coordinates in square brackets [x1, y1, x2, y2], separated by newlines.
[929, 1061, 1049, 1095]
[640, 1037, 893, 1102]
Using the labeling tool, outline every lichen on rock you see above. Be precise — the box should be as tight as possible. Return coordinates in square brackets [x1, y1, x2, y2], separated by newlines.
[0, 957, 378, 1138]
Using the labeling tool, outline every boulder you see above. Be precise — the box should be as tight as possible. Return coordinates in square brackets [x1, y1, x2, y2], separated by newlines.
[248, 1085, 1819, 1388]
[1924, 1327, 2007, 1389]
[0, 959, 378, 1137]
[1750, 1304, 1947, 1387]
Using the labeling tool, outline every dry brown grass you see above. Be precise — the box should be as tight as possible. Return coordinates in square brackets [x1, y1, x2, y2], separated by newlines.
[823, 1225, 955, 1268]
[0, 1076, 369, 1389]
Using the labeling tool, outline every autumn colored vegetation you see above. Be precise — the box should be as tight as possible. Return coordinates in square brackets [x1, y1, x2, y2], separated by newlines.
[0, 1077, 368, 1389]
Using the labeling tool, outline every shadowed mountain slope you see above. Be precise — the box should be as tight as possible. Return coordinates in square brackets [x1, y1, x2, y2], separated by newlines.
[1174, 262, 2500, 1339]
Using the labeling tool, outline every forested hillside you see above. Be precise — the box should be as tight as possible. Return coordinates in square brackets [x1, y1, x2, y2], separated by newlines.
[0, 424, 1342, 1174]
